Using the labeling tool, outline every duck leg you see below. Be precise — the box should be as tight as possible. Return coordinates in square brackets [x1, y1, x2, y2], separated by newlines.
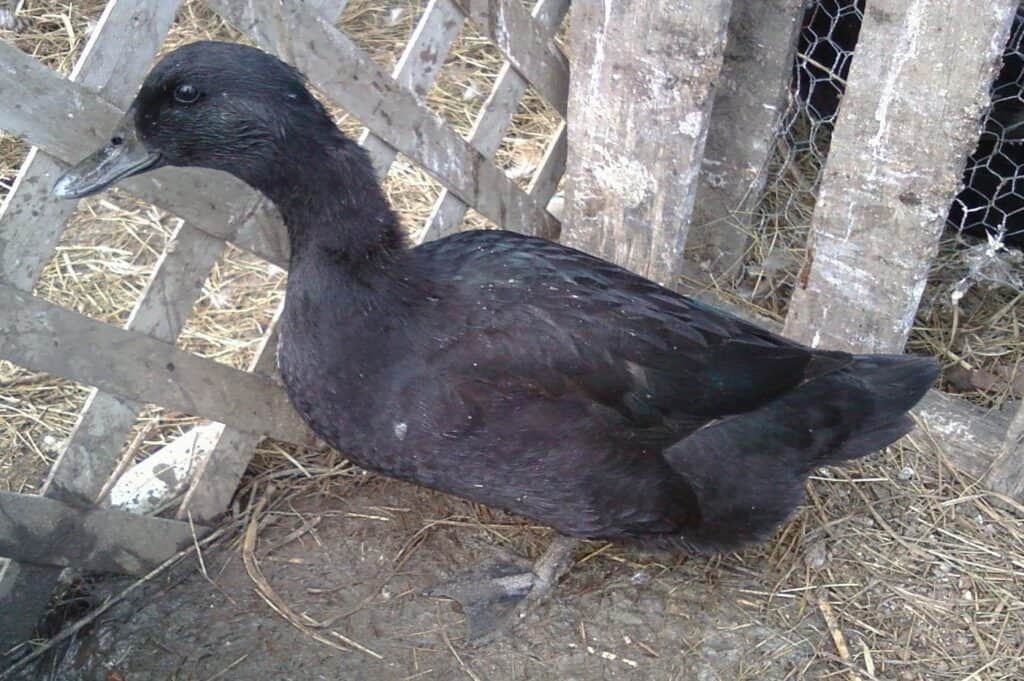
[424, 535, 578, 644]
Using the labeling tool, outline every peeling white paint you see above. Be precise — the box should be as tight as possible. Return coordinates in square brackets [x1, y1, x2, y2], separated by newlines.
[868, 0, 926, 172]
[593, 154, 653, 208]
[815, 255, 875, 300]
[679, 111, 704, 138]
[108, 423, 222, 515]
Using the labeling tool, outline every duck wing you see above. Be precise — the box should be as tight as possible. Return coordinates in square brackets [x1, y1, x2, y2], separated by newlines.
[416, 230, 853, 441]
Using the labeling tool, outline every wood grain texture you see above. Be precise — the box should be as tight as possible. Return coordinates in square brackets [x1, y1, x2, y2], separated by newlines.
[562, 0, 733, 287]
[422, 0, 569, 242]
[783, 0, 1019, 353]
[452, 0, 570, 117]
[686, 0, 803, 282]
[0, 491, 207, 575]
[0, 284, 313, 445]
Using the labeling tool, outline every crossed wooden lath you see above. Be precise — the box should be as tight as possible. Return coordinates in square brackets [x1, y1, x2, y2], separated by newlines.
[0, 0, 570, 649]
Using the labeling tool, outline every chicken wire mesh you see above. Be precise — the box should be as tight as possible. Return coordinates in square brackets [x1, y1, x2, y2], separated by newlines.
[749, 0, 1024, 297]
[948, 4, 1024, 252]
[742, 0, 867, 307]
[742, 0, 1024, 407]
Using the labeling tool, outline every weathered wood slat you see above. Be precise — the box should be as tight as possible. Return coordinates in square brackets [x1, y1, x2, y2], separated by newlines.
[220, 0, 466, 257]
[686, 0, 804, 282]
[562, 0, 733, 287]
[359, 0, 467, 179]
[176, 425, 258, 523]
[527, 121, 566, 206]
[461, 0, 568, 154]
[913, 391, 1015, 487]
[0, 491, 208, 575]
[43, 224, 226, 505]
[422, 0, 569, 242]
[207, 0, 558, 239]
[783, 1, 1019, 353]
[203, 0, 349, 60]
[984, 400, 1024, 499]
[0, 42, 122, 167]
[0, 205, 231, 659]
[176, 304, 285, 524]
[0, 284, 313, 445]
[452, 0, 569, 117]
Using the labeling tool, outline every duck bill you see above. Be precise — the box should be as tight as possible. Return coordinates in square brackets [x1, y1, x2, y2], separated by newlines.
[52, 109, 163, 200]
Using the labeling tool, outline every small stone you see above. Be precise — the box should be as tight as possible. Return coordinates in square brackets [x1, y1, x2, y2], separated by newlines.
[630, 570, 652, 586]
[898, 465, 915, 481]
[805, 541, 827, 570]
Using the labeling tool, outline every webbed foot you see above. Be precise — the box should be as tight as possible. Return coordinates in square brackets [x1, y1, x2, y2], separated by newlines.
[424, 535, 578, 644]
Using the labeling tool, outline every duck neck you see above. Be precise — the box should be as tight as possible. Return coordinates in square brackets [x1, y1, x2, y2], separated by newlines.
[261, 132, 404, 273]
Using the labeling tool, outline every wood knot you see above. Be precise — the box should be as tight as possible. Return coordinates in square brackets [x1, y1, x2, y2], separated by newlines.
[898, 191, 921, 206]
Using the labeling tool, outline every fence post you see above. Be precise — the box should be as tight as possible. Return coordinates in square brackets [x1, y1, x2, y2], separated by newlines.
[783, 0, 1019, 353]
[686, 0, 804, 284]
[562, 0, 733, 287]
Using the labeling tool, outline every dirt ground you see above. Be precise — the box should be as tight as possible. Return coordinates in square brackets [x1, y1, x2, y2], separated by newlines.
[6, 437, 1024, 681]
[12, 480, 823, 681]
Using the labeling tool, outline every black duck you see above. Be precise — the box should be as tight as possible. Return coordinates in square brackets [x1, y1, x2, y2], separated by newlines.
[53, 41, 939, 641]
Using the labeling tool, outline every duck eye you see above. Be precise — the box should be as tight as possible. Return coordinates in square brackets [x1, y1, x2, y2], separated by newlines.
[173, 83, 200, 104]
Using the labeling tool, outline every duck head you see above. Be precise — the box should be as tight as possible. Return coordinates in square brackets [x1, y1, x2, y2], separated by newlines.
[53, 41, 339, 201]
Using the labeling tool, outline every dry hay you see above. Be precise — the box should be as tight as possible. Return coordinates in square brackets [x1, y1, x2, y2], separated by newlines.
[0, 2, 1022, 678]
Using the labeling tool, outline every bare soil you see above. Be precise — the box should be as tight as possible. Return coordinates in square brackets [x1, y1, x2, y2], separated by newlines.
[16, 478, 835, 681]
[9, 442, 1024, 681]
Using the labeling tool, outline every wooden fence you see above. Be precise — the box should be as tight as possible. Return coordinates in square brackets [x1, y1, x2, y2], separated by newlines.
[0, 0, 1021, 657]
[0, 0, 569, 651]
